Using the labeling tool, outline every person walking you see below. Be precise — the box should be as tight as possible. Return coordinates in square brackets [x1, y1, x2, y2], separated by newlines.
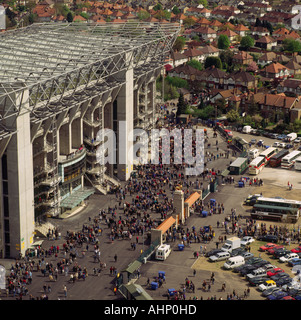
[63, 285, 67, 298]
[114, 254, 117, 262]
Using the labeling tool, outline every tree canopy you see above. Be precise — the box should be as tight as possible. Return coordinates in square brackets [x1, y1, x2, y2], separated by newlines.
[218, 34, 231, 50]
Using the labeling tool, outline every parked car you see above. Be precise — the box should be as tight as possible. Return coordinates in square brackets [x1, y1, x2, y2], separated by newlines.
[205, 249, 223, 258]
[267, 245, 283, 255]
[275, 277, 292, 287]
[240, 236, 255, 246]
[273, 248, 291, 259]
[291, 246, 301, 253]
[270, 272, 290, 282]
[267, 290, 288, 300]
[249, 276, 270, 287]
[271, 133, 278, 139]
[281, 296, 295, 300]
[244, 194, 261, 206]
[258, 280, 276, 291]
[277, 134, 287, 140]
[267, 267, 284, 277]
[262, 287, 282, 297]
[241, 252, 254, 260]
[209, 251, 230, 262]
[279, 142, 286, 148]
[294, 138, 301, 143]
[285, 143, 293, 149]
[273, 142, 280, 147]
[259, 243, 278, 251]
[288, 258, 301, 267]
[257, 235, 278, 243]
[279, 252, 300, 263]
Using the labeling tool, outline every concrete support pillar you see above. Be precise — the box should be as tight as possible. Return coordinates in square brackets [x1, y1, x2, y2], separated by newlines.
[3, 85, 35, 258]
[116, 53, 134, 181]
[173, 190, 184, 224]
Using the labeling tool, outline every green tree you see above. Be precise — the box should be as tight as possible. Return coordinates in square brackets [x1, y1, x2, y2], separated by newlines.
[226, 109, 240, 123]
[173, 36, 186, 52]
[204, 56, 222, 69]
[218, 34, 231, 50]
[176, 93, 188, 116]
[198, 0, 208, 7]
[183, 17, 196, 28]
[240, 35, 255, 50]
[137, 10, 150, 20]
[67, 11, 73, 22]
[187, 59, 203, 71]
[282, 39, 301, 53]
[153, 3, 162, 11]
[172, 6, 180, 15]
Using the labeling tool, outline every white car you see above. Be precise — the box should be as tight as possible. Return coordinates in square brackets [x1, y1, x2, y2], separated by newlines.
[294, 138, 301, 143]
[279, 252, 299, 263]
[258, 280, 276, 292]
[279, 142, 286, 148]
[273, 142, 280, 147]
[241, 236, 255, 246]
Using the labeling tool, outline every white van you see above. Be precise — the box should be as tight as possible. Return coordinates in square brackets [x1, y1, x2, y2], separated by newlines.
[155, 244, 171, 261]
[223, 256, 245, 270]
[248, 148, 259, 160]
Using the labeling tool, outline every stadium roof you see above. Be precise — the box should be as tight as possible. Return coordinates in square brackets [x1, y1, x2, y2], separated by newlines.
[0, 21, 180, 134]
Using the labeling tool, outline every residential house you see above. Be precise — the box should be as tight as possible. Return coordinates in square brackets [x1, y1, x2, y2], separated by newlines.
[277, 78, 301, 96]
[232, 51, 254, 65]
[168, 64, 203, 81]
[233, 24, 250, 37]
[209, 19, 223, 31]
[257, 52, 277, 66]
[195, 17, 211, 27]
[209, 88, 242, 105]
[217, 28, 239, 42]
[262, 62, 290, 80]
[183, 48, 204, 62]
[193, 26, 217, 42]
[225, 70, 257, 90]
[171, 51, 188, 68]
[198, 45, 220, 62]
[255, 35, 277, 50]
[249, 26, 269, 38]
[255, 93, 298, 120]
[285, 59, 301, 76]
[197, 66, 227, 88]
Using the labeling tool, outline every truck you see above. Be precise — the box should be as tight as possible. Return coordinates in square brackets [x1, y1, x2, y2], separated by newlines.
[155, 244, 171, 261]
[242, 125, 252, 134]
[221, 237, 241, 253]
[286, 132, 297, 142]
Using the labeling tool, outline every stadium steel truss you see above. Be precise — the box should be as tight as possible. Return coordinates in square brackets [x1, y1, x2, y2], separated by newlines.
[0, 21, 180, 142]
[0, 21, 180, 258]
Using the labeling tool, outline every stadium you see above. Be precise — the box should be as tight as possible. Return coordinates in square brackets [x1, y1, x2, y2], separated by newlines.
[0, 21, 180, 258]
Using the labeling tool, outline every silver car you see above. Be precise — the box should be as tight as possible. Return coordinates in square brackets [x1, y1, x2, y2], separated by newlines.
[209, 251, 230, 262]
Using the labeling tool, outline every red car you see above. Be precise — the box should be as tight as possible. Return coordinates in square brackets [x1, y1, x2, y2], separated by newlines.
[281, 296, 295, 300]
[291, 246, 301, 253]
[267, 245, 284, 254]
[267, 267, 284, 277]
[259, 243, 278, 251]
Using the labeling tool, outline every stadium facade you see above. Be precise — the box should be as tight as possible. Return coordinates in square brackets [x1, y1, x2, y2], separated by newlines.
[0, 22, 180, 258]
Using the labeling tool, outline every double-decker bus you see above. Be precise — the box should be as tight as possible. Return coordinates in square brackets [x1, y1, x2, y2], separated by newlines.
[259, 147, 278, 163]
[251, 197, 301, 223]
[269, 149, 289, 168]
[248, 156, 266, 175]
[295, 156, 301, 171]
[281, 150, 301, 169]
